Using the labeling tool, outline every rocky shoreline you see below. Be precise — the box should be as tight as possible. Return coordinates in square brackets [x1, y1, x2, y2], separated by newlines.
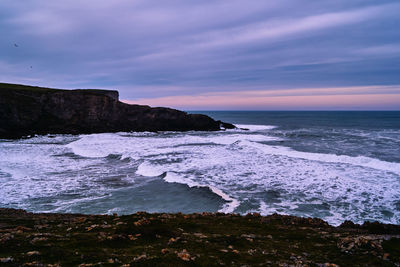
[0, 83, 234, 139]
[0, 208, 399, 266]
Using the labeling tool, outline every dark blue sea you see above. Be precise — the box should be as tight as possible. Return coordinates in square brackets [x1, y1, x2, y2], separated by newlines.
[1, 111, 399, 225]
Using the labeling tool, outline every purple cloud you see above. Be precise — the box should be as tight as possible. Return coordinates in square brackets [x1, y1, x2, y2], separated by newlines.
[0, 0, 399, 109]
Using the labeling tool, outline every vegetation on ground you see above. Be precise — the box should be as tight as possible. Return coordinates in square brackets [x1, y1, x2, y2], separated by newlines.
[0, 208, 399, 266]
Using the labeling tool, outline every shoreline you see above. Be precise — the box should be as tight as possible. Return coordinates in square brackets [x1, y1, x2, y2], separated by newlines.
[1, 208, 399, 266]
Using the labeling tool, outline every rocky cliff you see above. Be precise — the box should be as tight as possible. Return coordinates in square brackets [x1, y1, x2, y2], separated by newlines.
[0, 83, 235, 138]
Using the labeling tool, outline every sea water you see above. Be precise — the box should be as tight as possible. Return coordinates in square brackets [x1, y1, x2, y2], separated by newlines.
[0, 111, 399, 225]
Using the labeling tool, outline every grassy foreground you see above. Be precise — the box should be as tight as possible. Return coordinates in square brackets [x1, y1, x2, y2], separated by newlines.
[0, 208, 399, 266]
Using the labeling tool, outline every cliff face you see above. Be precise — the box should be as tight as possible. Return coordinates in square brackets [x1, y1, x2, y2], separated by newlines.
[0, 83, 235, 138]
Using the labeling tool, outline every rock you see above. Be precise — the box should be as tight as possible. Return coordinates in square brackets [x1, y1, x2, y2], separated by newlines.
[0, 233, 14, 243]
[247, 249, 256, 255]
[193, 233, 207, 239]
[337, 235, 385, 254]
[16, 226, 33, 232]
[75, 217, 87, 223]
[177, 250, 191, 261]
[0, 82, 235, 138]
[339, 220, 356, 228]
[26, 251, 40, 256]
[34, 224, 49, 230]
[133, 218, 150, 226]
[128, 235, 137, 241]
[0, 257, 13, 263]
[133, 254, 147, 261]
[22, 262, 44, 266]
[168, 237, 180, 244]
[31, 237, 48, 244]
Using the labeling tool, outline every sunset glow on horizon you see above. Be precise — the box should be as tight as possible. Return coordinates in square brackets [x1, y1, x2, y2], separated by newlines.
[125, 86, 400, 110]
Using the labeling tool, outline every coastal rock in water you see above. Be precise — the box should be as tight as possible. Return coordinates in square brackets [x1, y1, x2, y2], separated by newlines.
[0, 83, 235, 138]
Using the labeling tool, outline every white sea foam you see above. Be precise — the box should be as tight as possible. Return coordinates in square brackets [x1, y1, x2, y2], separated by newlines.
[234, 124, 277, 131]
[209, 186, 240, 213]
[66, 132, 282, 159]
[1, 128, 400, 225]
[65, 131, 400, 225]
[240, 141, 400, 175]
[136, 162, 164, 177]
[0, 135, 135, 212]
[66, 133, 119, 158]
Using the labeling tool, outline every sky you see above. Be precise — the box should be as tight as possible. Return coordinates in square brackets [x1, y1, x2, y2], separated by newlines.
[1, 0, 400, 110]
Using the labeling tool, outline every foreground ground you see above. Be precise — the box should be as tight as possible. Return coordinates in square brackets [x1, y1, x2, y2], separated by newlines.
[0, 208, 399, 266]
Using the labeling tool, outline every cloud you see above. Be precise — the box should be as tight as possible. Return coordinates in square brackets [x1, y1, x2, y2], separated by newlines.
[0, 0, 399, 109]
[140, 4, 392, 59]
[357, 44, 400, 56]
[125, 86, 400, 110]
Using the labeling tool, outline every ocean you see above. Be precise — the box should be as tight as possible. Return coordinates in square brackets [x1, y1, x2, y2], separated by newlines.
[0, 111, 399, 225]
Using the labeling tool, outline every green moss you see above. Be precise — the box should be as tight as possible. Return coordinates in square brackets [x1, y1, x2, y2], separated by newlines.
[0, 82, 116, 97]
[0, 210, 399, 266]
[0, 82, 61, 93]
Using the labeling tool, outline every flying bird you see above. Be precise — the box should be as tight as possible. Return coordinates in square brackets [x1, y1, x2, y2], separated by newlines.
[14, 43, 18, 47]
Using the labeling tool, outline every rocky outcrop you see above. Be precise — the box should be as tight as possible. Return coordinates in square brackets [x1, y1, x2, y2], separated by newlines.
[0, 83, 235, 138]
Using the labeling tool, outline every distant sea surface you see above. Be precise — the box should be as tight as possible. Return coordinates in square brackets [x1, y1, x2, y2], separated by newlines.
[1, 111, 399, 225]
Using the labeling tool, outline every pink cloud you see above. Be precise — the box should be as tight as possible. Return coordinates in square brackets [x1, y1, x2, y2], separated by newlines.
[123, 86, 400, 110]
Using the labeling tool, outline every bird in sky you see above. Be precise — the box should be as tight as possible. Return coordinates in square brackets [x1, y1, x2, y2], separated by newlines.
[14, 43, 18, 47]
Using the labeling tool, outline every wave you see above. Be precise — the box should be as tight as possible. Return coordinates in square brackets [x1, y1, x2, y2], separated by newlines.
[164, 173, 240, 214]
[136, 162, 165, 177]
[208, 186, 240, 213]
[66, 132, 282, 158]
[241, 140, 400, 175]
[136, 162, 240, 213]
[3, 127, 400, 225]
[234, 124, 277, 131]
[68, 131, 400, 183]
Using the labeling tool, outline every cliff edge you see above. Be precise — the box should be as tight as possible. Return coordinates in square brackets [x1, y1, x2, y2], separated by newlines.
[0, 83, 235, 138]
